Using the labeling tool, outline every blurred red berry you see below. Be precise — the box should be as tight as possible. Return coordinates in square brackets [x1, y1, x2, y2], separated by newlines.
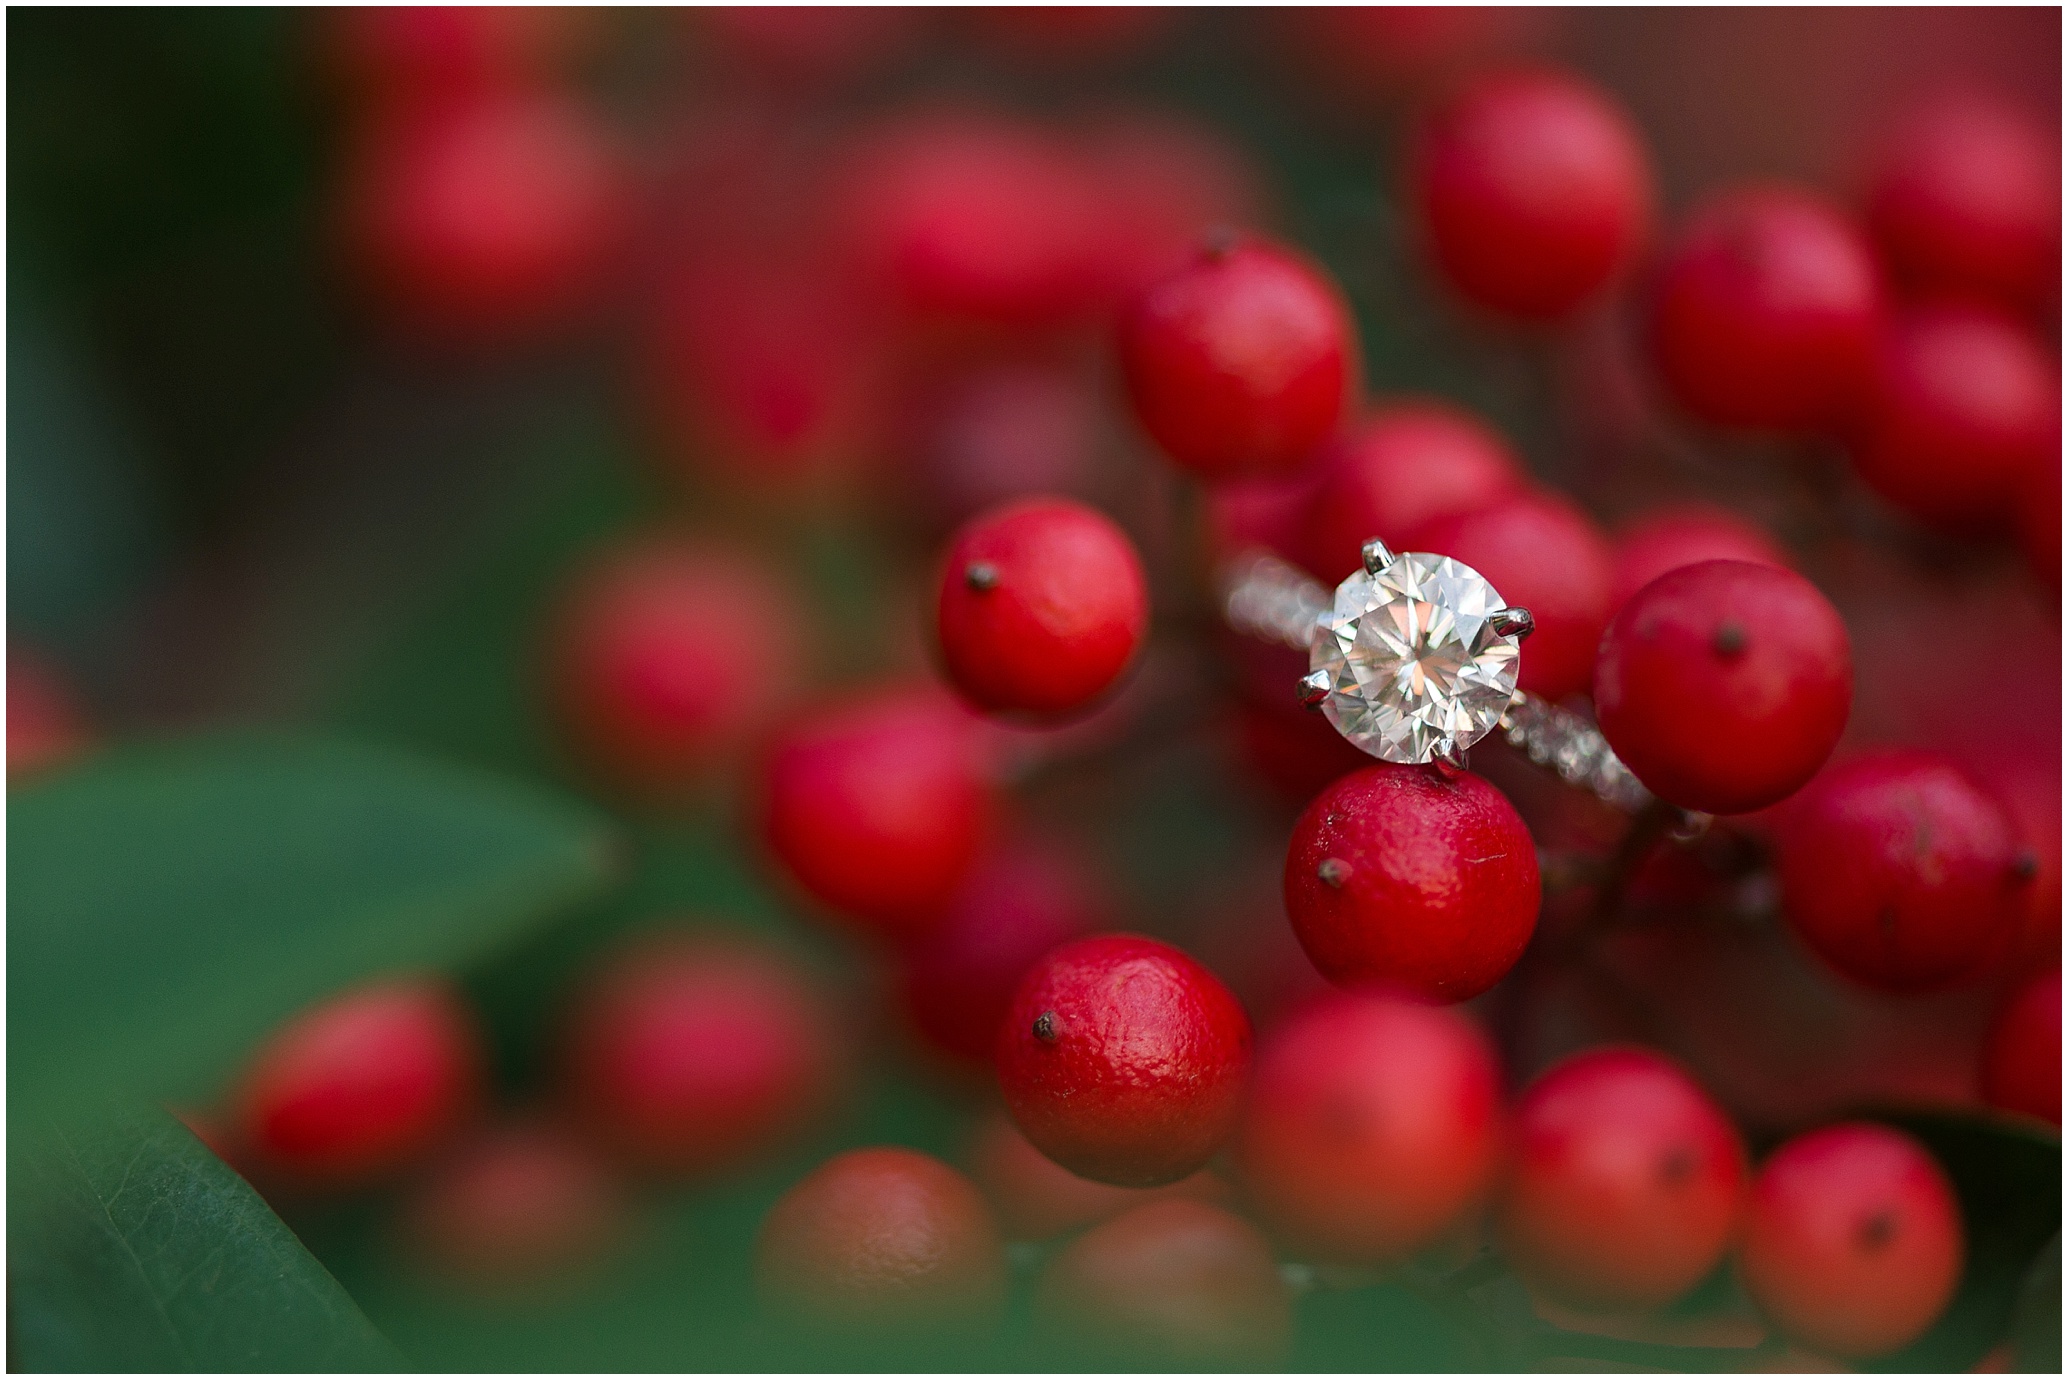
[1648, 186, 1883, 431]
[839, 111, 1106, 328]
[899, 843, 1103, 1070]
[969, 8, 1168, 67]
[1596, 560, 1852, 815]
[340, 88, 627, 346]
[1978, 755, 2063, 971]
[1608, 504, 1790, 612]
[549, 536, 805, 795]
[1500, 1046, 1747, 1312]
[1118, 233, 1355, 479]
[1981, 969, 2060, 1125]
[902, 359, 1102, 527]
[997, 933, 1252, 1188]
[1738, 1122, 1963, 1359]
[1778, 751, 2026, 992]
[8, 649, 92, 783]
[1032, 1199, 1292, 1368]
[1283, 7, 1531, 107]
[1298, 400, 1524, 580]
[699, 6, 920, 88]
[1283, 763, 1540, 1003]
[2018, 457, 2061, 587]
[560, 932, 839, 1179]
[1407, 490, 1614, 702]
[1865, 93, 2061, 313]
[232, 978, 483, 1190]
[402, 1119, 626, 1291]
[1237, 991, 1503, 1264]
[968, 1109, 1226, 1242]
[759, 685, 997, 940]
[324, 7, 601, 105]
[1202, 472, 1314, 569]
[1409, 66, 1653, 320]
[755, 1146, 1006, 1330]
[1848, 304, 2059, 531]
[1078, 107, 1265, 304]
[934, 497, 1149, 718]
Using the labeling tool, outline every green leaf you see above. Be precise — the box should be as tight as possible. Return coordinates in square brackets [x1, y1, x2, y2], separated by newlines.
[8, 733, 617, 1127]
[10, 1105, 401, 1373]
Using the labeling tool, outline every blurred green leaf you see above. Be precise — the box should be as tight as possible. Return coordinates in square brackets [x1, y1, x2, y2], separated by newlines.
[8, 733, 617, 1127]
[2012, 1232, 2060, 1372]
[1876, 1109, 2062, 1372]
[9, 1105, 400, 1373]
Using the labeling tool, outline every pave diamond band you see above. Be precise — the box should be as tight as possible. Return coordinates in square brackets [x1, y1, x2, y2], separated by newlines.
[1220, 547, 1654, 810]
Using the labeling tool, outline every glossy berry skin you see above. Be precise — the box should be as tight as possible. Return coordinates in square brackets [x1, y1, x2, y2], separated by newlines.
[1981, 970, 2060, 1126]
[1298, 401, 1523, 580]
[997, 934, 1252, 1188]
[560, 933, 839, 1179]
[1409, 67, 1653, 319]
[549, 536, 804, 795]
[1648, 187, 1883, 431]
[1738, 1123, 1963, 1359]
[899, 845, 1103, 1071]
[1849, 305, 2059, 531]
[1500, 1047, 1747, 1312]
[1865, 94, 2060, 313]
[232, 978, 483, 1190]
[1407, 491, 1614, 702]
[1032, 1199, 1292, 1369]
[1778, 752, 2026, 992]
[1284, 764, 1540, 1003]
[1118, 235, 1355, 479]
[968, 1109, 1226, 1242]
[934, 497, 1149, 718]
[760, 686, 996, 940]
[1236, 992, 1502, 1265]
[1608, 504, 1789, 613]
[8, 649, 91, 782]
[754, 1146, 1006, 1330]
[1596, 560, 1852, 815]
[402, 1120, 625, 1291]
[340, 89, 626, 346]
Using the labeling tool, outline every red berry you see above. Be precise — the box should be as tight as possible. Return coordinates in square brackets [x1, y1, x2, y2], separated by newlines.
[1848, 304, 2059, 531]
[1738, 1123, 1963, 1359]
[1865, 93, 2060, 313]
[1648, 186, 1883, 431]
[1032, 1199, 1292, 1368]
[340, 88, 627, 345]
[1237, 991, 1502, 1264]
[840, 111, 1106, 328]
[759, 684, 997, 940]
[560, 931, 839, 1178]
[1500, 1046, 1747, 1312]
[1406, 489, 1614, 703]
[1283, 763, 1540, 1003]
[1777, 751, 2026, 992]
[1981, 969, 2060, 1125]
[8, 648, 92, 783]
[325, 7, 601, 104]
[899, 843, 1104, 1070]
[1977, 755, 2063, 971]
[700, 6, 919, 87]
[1608, 504, 1790, 613]
[934, 497, 1149, 718]
[1298, 400, 1524, 580]
[1118, 233, 1355, 479]
[968, 1109, 1226, 1242]
[1595, 560, 1852, 815]
[2018, 457, 2061, 586]
[969, 7, 1168, 68]
[754, 1146, 1006, 1330]
[402, 1119, 626, 1291]
[997, 933, 1252, 1188]
[1283, 7, 1531, 108]
[549, 535, 805, 795]
[232, 978, 483, 1190]
[1409, 66, 1653, 320]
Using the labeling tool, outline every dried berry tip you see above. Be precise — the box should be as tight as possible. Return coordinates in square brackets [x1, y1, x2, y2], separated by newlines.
[1200, 223, 1239, 260]
[2012, 848, 2041, 882]
[1032, 1011, 1058, 1042]
[964, 562, 1000, 592]
[1317, 857, 1353, 888]
[1855, 1210, 1897, 1252]
[1711, 621, 1748, 657]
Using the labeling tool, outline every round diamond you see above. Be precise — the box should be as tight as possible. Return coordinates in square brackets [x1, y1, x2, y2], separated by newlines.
[1309, 551, 1523, 764]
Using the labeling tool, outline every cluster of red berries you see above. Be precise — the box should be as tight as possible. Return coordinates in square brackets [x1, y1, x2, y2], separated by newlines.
[12, 8, 2056, 1370]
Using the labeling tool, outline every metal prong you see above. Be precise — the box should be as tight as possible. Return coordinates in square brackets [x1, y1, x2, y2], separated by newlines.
[1433, 736, 1466, 770]
[1297, 669, 1332, 710]
[1360, 538, 1396, 576]
[1489, 606, 1535, 641]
